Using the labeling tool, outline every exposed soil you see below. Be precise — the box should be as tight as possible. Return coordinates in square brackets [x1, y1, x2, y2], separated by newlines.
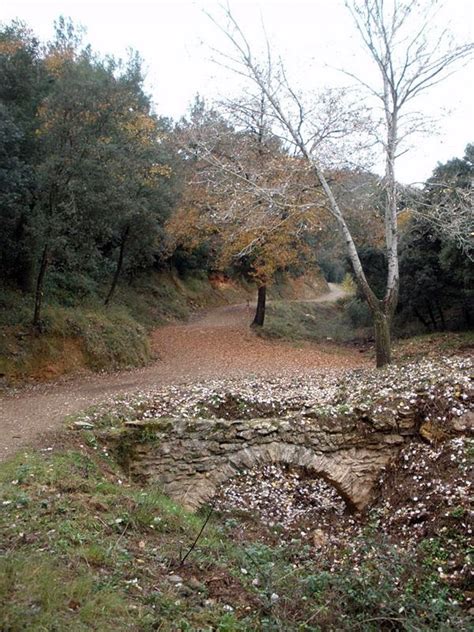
[0, 285, 366, 461]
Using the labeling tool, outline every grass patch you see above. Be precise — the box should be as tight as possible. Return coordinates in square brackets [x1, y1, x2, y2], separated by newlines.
[260, 297, 473, 362]
[393, 330, 474, 362]
[0, 302, 151, 382]
[0, 435, 471, 631]
[260, 299, 366, 344]
[0, 270, 253, 385]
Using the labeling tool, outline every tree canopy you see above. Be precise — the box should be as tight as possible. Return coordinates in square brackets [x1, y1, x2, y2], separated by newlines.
[0, 18, 179, 324]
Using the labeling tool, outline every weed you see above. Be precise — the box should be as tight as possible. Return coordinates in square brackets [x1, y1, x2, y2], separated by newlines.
[0, 432, 471, 630]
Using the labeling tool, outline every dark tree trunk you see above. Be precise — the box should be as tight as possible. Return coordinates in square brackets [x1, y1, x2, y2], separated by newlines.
[105, 226, 129, 306]
[373, 309, 392, 368]
[32, 243, 50, 329]
[436, 301, 446, 331]
[251, 284, 267, 327]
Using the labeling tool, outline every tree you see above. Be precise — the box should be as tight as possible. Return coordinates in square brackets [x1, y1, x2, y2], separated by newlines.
[416, 143, 474, 261]
[172, 97, 323, 327]
[0, 17, 181, 335]
[99, 64, 177, 306]
[397, 144, 474, 330]
[0, 22, 46, 290]
[21, 19, 177, 324]
[31, 23, 118, 325]
[0, 104, 34, 284]
[209, 1, 473, 366]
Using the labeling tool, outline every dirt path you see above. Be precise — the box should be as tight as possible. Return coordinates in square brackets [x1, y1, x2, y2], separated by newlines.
[0, 284, 365, 461]
[307, 282, 349, 303]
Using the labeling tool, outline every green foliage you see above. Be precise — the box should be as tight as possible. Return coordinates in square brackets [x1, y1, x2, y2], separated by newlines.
[0, 437, 471, 631]
[259, 299, 360, 344]
[346, 297, 373, 328]
[0, 103, 35, 288]
[317, 253, 346, 283]
[354, 245, 388, 301]
[339, 143, 474, 337]
[0, 270, 254, 383]
[0, 297, 151, 381]
[397, 144, 474, 334]
[0, 18, 180, 326]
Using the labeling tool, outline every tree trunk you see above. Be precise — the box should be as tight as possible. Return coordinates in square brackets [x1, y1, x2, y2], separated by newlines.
[414, 308, 431, 331]
[105, 227, 129, 306]
[373, 309, 392, 368]
[251, 284, 266, 327]
[426, 301, 438, 330]
[33, 243, 50, 329]
[436, 301, 446, 331]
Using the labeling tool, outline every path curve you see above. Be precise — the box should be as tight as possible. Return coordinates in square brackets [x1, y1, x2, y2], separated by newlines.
[0, 284, 364, 461]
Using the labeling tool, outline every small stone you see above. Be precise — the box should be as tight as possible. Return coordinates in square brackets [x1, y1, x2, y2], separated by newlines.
[167, 574, 183, 584]
[203, 598, 216, 607]
[312, 528, 328, 549]
[452, 411, 474, 432]
[73, 421, 94, 429]
[187, 577, 205, 591]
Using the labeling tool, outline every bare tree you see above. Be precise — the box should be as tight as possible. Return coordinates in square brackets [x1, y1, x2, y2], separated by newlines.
[209, 1, 473, 367]
[413, 185, 474, 260]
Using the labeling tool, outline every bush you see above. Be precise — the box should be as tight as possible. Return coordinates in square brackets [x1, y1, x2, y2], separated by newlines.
[67, 308, 151, 370]
[346, 298, 373, 328]
[317, 256, 346, 283]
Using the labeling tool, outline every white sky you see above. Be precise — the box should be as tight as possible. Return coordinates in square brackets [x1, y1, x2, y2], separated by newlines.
[2, 0, 473, 184]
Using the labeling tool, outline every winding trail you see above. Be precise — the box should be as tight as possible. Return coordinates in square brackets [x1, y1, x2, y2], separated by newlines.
[0, 284, 366, 461]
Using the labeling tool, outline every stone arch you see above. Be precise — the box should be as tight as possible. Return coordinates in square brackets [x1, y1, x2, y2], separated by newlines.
[162, 442, 362, 512]
[118, 416, 402, 513]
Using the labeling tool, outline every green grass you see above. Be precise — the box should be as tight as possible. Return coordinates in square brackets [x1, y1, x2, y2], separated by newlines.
[393, 330, 474, 360]
[0, 271, 253, 385]
[0, 439, 470, 631]
[0, 448, 258, 630]
[259, 298, 473, 361]
[259, 299, 366, 344]
[0, 301, 151, 381]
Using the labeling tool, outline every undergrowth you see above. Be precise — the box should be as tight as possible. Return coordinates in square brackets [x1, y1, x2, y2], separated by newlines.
[259, 297, 474, 362]
[0, 299, 152, 382]
[0, 271, 252, 385]
[0, 438, 471, 631]
[259, 299, 368, 345]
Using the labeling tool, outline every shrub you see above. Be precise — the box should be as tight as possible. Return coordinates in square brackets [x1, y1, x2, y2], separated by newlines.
[346, 297, 373, 328]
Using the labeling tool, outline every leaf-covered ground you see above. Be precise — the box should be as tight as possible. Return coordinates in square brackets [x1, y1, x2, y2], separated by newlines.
[75, 355, 472, 430]
[1, 354, 473, 631]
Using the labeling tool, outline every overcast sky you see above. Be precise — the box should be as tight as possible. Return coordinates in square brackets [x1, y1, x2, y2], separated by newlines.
[2, 0, 473, 184]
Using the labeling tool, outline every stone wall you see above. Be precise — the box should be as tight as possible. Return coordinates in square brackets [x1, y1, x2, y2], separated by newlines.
[105, 410, 421, 512]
